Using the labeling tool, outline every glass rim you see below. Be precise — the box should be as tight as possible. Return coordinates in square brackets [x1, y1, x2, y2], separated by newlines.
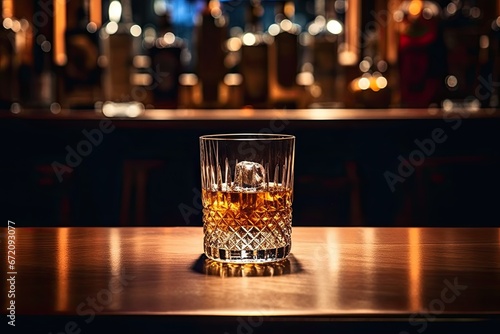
[200, 133, 295, 141]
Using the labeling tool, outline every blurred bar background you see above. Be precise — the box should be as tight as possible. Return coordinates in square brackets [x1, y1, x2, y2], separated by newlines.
[1, 0, 500, 110]
[1, 0, 500, 227]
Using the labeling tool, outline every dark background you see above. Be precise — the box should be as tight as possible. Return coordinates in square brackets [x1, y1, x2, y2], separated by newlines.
[2, 115, 499, 227]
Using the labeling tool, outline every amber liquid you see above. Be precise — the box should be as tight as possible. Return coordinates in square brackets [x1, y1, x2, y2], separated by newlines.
[202, 186, 292, 262]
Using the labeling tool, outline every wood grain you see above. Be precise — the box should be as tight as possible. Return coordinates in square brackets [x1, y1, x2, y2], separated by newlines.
[2, 227, 499, 320]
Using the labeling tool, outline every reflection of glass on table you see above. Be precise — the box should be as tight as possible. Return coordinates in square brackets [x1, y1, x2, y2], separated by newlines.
[192, 254, 299, 277]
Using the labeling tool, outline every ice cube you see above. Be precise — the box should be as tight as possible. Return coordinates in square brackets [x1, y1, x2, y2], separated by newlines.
[233, 161, 266, 191]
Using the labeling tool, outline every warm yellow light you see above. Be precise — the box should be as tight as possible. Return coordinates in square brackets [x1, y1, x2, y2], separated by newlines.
[56, 228, 69, 311]
[131, 73, 152, 86]
[211, 7, 222, 19]
[308, 22, 321, 36]
[54, 0, 66, 65]
[154, 0, 167, 15]
[133, 55, 150, 69]
[375, 76, 388, 89]
[109, 0, 122, 23]
[208, 0, 220, 11]
[10, 19, 19, 31]
[90, 0, 102, 27]
[393, 10, 404, 22]
[2, 17, 11, 28]
[307, 84, 320, 98]
[16, 18, 32, 65]
[223, 73, 243, 86]
[480, 35, 489, 49]
[445, 75, 458, 88]
[359, 60, 371, 72]
[446, 2, 457, 15]
[326, 20, 342, 35]
[163, 32, 175, 44]
[345, 0, 360, 64]
[109, 229, 122, 276]
[102, 101, 145, 118]
[296, 72, 314, 86]
[2, 0, 13, 18]
[408, 0, 423, 16]
[280, 19, 293, 32]
[339, 50, 358, 66]
[179, 73, 199, 86]
[226, 37, 242, 52]
[87, 22, 98, 33]
[105, 21, 119, 35]
[143, 26, 156, 45]
[284, 1, 295, 19]
[242, 32, 256, 46]
[409, 228, 422, 311]
[315, 15, 326, 26]
[370, 79, 380, 92]
[358, 77, 370, 90]
[223, 52, 238, 69]
[130, 24, 142, 37]
[268, 23, 280, 36]
[377, 60, 388, 72]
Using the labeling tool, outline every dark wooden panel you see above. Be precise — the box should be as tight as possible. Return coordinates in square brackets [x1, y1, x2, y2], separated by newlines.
[1, 110, 499, 227]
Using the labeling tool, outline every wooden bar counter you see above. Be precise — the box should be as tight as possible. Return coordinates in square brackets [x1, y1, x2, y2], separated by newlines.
[2, 227, 500, 333]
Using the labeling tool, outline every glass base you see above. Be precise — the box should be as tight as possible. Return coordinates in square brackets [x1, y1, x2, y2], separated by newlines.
[204, 244, 291, 263]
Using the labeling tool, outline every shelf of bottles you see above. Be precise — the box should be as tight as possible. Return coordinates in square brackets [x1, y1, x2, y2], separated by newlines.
[1, 0, 499, 114]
